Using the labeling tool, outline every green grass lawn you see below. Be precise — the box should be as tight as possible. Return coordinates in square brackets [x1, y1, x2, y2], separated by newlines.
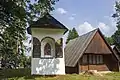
[0, 69, 120, 80]
[7, 73, 120, 80]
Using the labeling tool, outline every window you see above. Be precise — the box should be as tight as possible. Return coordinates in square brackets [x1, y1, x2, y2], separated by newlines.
[44, 43, 51, 55]
[55, 38, 63, 58]
[82, 54, 103, 65]
[33, 37, 41, 58]
[93, 55, 96, 64]
[99, 55, 103, 64]
[96, 55, 99, 64]
[96, 55, 103, 64]
[82, 55, 88, 64]
[89, 55, 92, 64]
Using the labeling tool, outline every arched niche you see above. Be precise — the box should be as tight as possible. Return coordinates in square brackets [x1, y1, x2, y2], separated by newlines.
[33, 37, 41, 58]
[44, 43, 51, 55]
[41, 37, 55, 58]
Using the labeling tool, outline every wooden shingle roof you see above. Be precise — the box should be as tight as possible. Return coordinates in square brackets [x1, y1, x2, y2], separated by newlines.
[65, 28, 115, 67]
[28, 13, 68, 34]
[65, 29, 98, 67]
[111, 45, 120, 62]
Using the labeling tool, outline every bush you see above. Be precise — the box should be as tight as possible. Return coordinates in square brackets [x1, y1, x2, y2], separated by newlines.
[0, 68, 31, 78]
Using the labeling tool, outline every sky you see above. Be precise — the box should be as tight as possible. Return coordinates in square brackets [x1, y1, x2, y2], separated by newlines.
[25, 0, 118, 56]
[52, 0, 117, 37]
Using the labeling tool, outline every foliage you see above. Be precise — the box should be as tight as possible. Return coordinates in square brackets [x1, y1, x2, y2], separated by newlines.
[66, 28, 79, 44]
[0, 0, 58, 69]
[104, 36, 114, 45]
[0, 68, 31, 79]
[112, 1, 120, 49]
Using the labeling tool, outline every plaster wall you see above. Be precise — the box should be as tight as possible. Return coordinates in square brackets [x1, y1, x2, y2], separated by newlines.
[31, 28, 65, 75]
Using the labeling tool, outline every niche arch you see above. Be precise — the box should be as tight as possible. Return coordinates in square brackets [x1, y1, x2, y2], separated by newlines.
[41, 37, 55, 58]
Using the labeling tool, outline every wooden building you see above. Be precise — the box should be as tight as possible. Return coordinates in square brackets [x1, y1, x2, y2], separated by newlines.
[111, 45, 120, 60]
[111, 45, 120, 71]
[65, 28, 119, 74]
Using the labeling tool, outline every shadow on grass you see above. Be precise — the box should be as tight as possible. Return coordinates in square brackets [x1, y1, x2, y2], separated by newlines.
[0, 68, 31, 79]
[0, 75, 36, 80]
[24, 75, 38, 80]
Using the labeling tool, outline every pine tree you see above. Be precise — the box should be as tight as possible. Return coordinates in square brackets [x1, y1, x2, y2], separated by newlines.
[112, 1, 120, 49]
[66, 28, 79, 44]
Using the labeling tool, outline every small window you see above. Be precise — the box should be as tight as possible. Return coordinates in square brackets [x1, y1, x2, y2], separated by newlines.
[44, 43, 51, 55]
[82, 55, 88, 64]
[99, 55, 103, 64]
[55, 38, 63, 58]
[82, 54, 103, 65]
[96, 55, 103, 64]
[93, 55, 96, 64]
[89, 55, 92, 64]
[33, 37, 41, 58]
[96, 55, 100, 64]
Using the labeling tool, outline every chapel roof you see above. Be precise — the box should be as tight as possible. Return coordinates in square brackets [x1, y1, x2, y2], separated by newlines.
[28, 13, 68, 34]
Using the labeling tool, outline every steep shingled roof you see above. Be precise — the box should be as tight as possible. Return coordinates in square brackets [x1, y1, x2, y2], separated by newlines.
[27, 13, 68, 34]
[111, 45, 120, 62]
[65, 28, 115, 67]
[65, 29, 98, 67]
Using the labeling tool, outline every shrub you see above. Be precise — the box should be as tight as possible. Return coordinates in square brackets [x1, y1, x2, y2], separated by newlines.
[0, 68, 31, 78]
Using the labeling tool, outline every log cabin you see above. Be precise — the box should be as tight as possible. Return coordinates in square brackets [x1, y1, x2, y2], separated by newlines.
[111, 45, 120, 71]
[65, 28, 119, 74]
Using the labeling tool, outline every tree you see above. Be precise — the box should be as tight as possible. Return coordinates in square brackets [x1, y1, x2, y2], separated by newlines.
[0, 0, 58, 69]
[112, 1, 120, 49]
[66, 28, 79, 44]
[104, 36, 114, 45]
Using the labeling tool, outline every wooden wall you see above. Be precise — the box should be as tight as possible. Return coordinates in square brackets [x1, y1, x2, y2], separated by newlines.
[66, 54, 119, 74]
[113, 47, 120, 71]
[85, 32, 112, 54]
[79, 54, 119, 72]
[65, 63, 79, 74]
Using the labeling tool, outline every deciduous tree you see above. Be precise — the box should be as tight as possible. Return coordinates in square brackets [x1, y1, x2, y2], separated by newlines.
[0, 0, 58, 68]
[104, 36, 114, 45]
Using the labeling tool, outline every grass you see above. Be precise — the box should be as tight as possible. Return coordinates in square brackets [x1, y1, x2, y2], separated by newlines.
[104, 72, 120, 80]
[0, 69, 120, 80]
[3, 74, 104, 80]
[7, 73, 120, 80]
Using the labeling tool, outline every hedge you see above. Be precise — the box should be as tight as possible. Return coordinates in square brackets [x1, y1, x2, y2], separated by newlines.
[0, 68, 31, 78]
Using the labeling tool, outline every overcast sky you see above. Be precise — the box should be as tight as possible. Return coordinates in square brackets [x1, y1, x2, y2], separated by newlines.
[52, 0, 117, 37]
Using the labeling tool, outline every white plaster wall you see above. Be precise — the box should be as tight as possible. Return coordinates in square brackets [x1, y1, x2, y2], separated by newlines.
[31, 58, 65, 75]
[31, 28, 66, 75]
[31, 28, 65, 41]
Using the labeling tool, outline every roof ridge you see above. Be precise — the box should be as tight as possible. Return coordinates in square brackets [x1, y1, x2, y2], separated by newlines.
[65, 28, 98, 67]
[79, 28, 98, 37]
[68, 28, 98, 43]
[65, 28, 118, 67]
[29, 13, 68, 34]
